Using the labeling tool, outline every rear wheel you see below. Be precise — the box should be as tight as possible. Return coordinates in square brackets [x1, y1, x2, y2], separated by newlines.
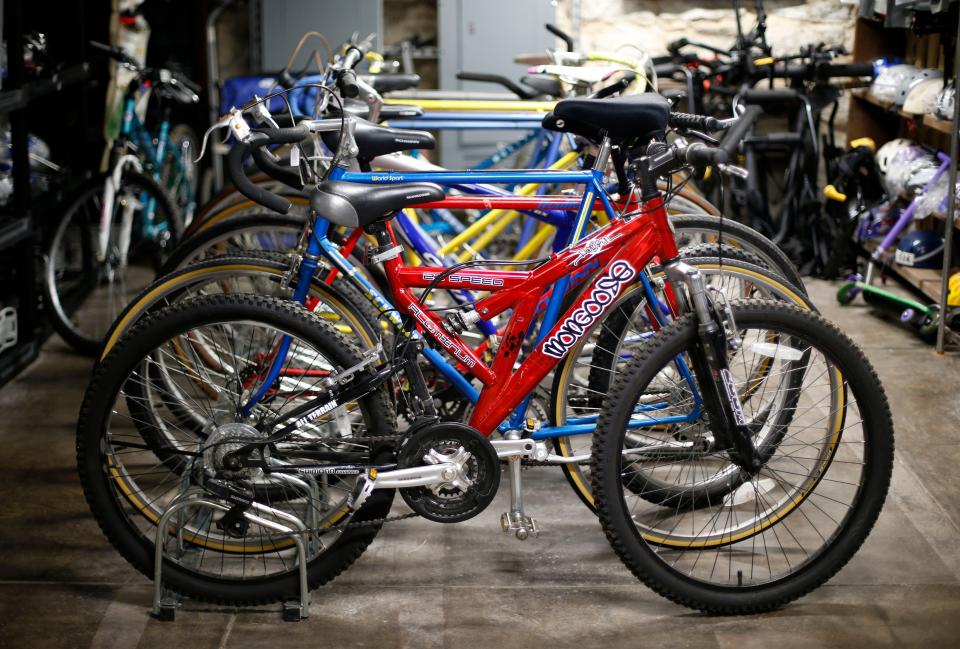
[670, 213, 805, 292]
[77, 293, 395, 604]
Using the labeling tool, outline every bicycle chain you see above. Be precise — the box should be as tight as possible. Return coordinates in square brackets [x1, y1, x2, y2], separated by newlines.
[345, 511, 420, 529]
[518, 459, 592, 467]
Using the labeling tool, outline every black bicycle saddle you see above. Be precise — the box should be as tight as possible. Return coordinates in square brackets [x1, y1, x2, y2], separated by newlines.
[310, 180, 445, 228]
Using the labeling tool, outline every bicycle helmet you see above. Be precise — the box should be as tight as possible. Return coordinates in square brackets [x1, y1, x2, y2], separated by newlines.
[935, 83, 955, 120]
[876, 138, 914, 175]
[882, 141, 932, 196]
[871, 64, 918, 103]
[903, 78, 944, 115]
[895, 230, 945, 269]
[893, 68, 940, 106]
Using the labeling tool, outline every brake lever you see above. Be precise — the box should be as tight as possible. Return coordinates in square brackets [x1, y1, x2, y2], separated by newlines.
[716, 163, 749, 180]
[682, 129, 720, 145]
[250, 96, 280, 129]
[195, 109, 242, 162]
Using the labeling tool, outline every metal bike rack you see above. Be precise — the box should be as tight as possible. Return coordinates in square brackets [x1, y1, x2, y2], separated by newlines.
[152, 487, 312, 622]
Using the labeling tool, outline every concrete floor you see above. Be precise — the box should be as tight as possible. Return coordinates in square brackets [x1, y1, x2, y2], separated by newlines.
[1, 279, 959, 649]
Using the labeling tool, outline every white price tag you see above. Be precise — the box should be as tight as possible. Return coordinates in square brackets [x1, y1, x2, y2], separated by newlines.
[290, 146, 300, 167]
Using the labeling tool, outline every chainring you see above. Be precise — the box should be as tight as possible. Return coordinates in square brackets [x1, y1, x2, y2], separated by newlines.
[396, 422, 500, 523]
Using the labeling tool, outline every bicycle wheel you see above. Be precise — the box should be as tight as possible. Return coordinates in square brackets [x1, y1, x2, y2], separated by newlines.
[44, 171, 184, 356]
[77, 293, 396, 604]
[102, 252, 384, 359]
[670, 213, 805, 292]
[591, 300, 893, 613]
[551, 254, 813, 512]
[186, 191, 311, 238]
[163, 213, 306, 272]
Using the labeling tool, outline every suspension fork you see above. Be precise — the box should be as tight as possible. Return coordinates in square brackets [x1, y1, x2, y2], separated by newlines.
[662, 259, 761, 471]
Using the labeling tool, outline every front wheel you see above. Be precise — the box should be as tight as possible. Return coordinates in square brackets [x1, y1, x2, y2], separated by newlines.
[591, 300, 893, 613]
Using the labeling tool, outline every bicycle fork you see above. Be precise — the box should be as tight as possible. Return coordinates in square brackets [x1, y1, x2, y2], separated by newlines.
[663, 260, 761, 472]
[99, 154, 144, 265]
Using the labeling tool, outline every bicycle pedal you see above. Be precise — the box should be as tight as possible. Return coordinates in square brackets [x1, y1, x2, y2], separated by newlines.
[500, 511, 540, 541]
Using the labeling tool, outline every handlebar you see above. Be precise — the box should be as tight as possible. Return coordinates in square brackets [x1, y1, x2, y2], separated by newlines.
[774, 61, 875, 81]
[514, 53, 552, 66]
[251, 139, 306, 190]
[227, 126, 311, 214]
[666, 37, 731, 59]
[683, 142, 729, 167]
[342, 38, 370, 70]
[719, 105, 762, 156]
[668, 112, 726, 131]
[456, 72, 537, 99]
[90, 40, 141, 69]
[545, 23, 574, 52]
[821, 62, 875, 78]
[221, 117, 359, 212]
[589, 72, 636, 99]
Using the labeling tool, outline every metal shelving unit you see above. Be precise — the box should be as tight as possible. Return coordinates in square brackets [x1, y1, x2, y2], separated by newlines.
[0, 1, 91, 385]
[846, 5, 959, 352]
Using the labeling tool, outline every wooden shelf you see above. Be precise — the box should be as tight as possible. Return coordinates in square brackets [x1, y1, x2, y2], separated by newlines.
[862, 239, 953, 302]
[896, 264, 946, 302]
[852, 90, 956, 137]
[922, 113, 955, 135]
[852, 90, 931, 121]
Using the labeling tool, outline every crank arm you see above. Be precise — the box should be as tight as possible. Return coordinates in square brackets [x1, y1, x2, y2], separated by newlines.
[491, 438, 589, 464]
[349, 461, 462, 510]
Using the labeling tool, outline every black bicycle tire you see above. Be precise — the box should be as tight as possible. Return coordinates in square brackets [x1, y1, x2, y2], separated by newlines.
[591, 300, 893, 613]
[77, 293, 396, 605]
[671, 213, 805, 292]
[44, 171, 184, 356]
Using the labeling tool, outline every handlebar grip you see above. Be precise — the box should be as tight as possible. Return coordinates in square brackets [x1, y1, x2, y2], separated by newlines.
[740, 88, 799, 103]
[514, 53, 552, 65]
[590, 72, 636, 99]
[822, 62, 875, 78]
[339, 69, 360, 98]
[457, 72, 533, 99]
[685, 142, 729, 167]
[545, 23, 574, 52]
[720, 105, 762, 156]
[667, 38, 689, 54]
[668, 112, 721, 131]
[227, 127, 310, 214]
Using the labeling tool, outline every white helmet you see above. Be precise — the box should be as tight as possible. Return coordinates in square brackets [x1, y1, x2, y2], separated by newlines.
[871, 64, 918, 103]
[935, 84, 955, 120]
[876, 138, 914, 175]
[903, 77, 944, 114]
[896, 69, 942, 106]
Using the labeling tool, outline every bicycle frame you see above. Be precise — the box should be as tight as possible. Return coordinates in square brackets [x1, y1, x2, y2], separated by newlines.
[119, 92, 197, 225]
[244, 153, 699, 439]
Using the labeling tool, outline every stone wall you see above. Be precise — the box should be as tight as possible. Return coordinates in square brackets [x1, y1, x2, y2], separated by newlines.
[559, 0, 858, 61]
[557, 0, 859, 131]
